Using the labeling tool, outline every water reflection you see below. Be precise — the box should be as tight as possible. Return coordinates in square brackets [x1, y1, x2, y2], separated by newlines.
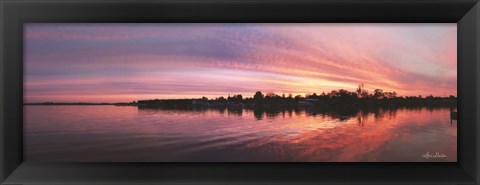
[25, 105, 457, 162]
[138, 105, 452, 124]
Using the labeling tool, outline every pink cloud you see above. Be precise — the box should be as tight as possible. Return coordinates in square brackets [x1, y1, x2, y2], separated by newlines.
[24, 24, 457, 102]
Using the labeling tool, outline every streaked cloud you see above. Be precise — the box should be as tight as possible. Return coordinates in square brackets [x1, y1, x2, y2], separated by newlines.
[24, 23, 457, 103]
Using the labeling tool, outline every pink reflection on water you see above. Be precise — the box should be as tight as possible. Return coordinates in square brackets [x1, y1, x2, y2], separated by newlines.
[24, 106, 456, 162]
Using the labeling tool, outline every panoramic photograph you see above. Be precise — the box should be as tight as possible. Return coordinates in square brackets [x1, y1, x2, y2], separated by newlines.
[24, 23, 457, 162]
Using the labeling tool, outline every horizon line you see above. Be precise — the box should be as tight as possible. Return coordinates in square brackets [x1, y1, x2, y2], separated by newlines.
[24, 93, 458, 104]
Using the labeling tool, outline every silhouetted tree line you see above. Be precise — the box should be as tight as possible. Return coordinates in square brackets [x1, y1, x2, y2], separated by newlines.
[137, 84, 457, 111]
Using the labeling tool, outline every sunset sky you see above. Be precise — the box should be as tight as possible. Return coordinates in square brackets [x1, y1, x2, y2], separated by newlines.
[24, 23, 457, 103]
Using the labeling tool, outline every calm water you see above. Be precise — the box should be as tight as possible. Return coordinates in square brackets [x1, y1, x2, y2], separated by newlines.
[24, 105, 457, 162]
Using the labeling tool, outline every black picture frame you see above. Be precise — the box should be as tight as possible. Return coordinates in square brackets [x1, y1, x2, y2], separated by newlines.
[0, 0, 479, 184]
